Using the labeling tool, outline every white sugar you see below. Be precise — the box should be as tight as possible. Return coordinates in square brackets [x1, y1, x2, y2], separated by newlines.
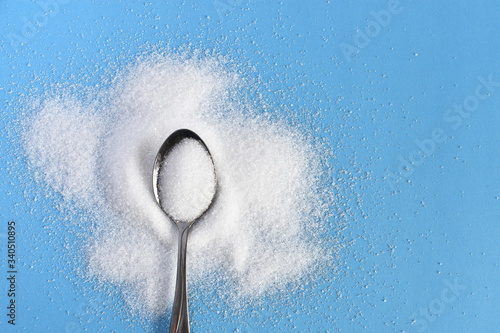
[24, 98, 102, 206]
[158, 138, 216, 222]
[22, 52, 335, 317]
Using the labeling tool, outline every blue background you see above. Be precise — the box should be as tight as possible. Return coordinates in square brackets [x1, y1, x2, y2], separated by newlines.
[1, 0, 499, 332]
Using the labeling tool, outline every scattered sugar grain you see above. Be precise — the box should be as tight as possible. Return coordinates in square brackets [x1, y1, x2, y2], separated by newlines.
[24, 97, 102, 206]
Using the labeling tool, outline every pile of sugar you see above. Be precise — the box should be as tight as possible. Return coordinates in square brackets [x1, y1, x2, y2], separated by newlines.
[23, 53, 333, 316]
[158, 138, 216, 222]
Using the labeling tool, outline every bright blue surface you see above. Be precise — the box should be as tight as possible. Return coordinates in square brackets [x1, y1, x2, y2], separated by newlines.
[1, 0, 499, 332]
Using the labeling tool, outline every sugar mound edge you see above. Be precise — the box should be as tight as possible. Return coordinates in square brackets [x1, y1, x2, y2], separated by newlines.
[22, 52, 335, 316]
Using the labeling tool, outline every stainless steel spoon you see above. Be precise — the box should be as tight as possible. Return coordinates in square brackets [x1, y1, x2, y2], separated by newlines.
[152, 129, 217, 333]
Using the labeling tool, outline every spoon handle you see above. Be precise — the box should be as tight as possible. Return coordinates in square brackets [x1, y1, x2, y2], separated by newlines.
[170, 223, 191, 333]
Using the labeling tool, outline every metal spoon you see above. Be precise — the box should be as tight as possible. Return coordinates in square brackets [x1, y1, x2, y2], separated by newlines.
[152, 129, 217, 333]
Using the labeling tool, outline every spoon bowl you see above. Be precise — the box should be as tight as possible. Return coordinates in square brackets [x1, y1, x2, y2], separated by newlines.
[153, 129, 217, 333]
